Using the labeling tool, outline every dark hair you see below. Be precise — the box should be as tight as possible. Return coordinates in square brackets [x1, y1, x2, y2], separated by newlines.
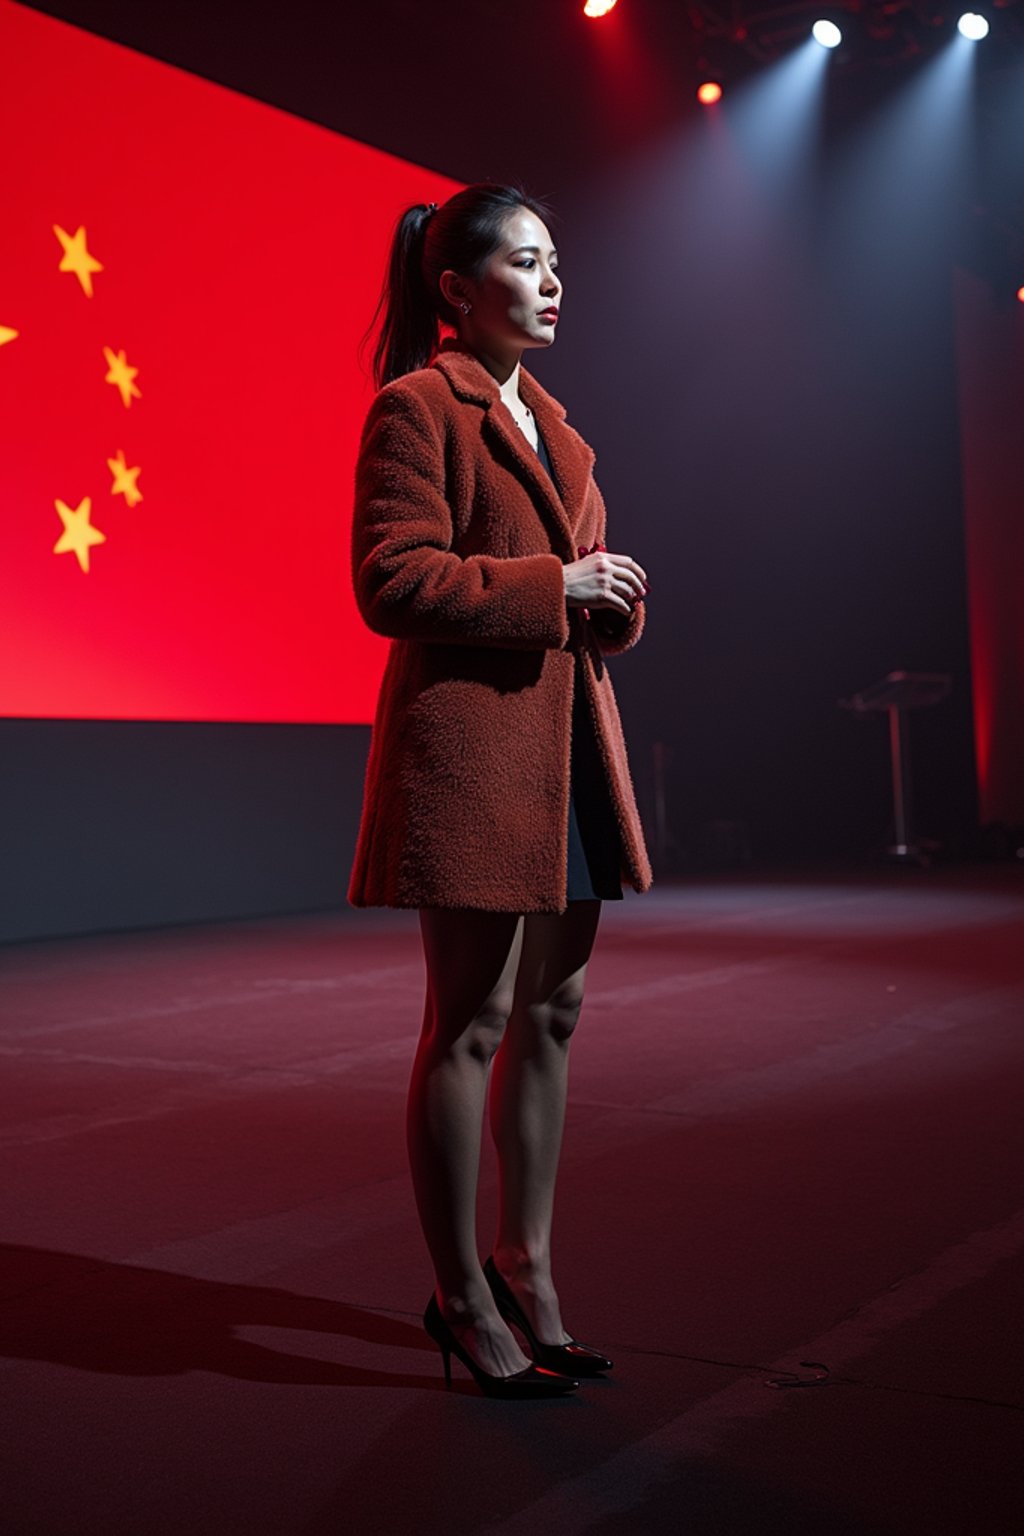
[359, 181, 555, 390]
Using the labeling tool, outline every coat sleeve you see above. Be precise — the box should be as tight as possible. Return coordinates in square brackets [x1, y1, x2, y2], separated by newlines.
[583, 477, 646, 656]
[351, 381, 571, 650]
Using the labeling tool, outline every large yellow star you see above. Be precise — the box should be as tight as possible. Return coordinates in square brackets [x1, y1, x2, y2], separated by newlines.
[54, 496, 106, 573]
[103, 345, 141, 408]
[0, 324, 18, 348]
[107, 448, 143, 506]
[53, 224, 104, 298]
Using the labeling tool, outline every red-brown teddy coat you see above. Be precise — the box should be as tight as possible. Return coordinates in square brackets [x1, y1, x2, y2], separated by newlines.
[347, 335, 653, 913]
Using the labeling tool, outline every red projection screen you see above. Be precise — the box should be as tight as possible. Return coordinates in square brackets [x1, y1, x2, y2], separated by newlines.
[0, 1, 461, 724]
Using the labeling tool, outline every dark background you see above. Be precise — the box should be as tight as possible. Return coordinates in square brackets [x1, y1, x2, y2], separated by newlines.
[4, 0, 1021, 942]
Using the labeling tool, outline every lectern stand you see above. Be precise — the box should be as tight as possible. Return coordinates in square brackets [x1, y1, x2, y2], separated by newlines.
[840, 671, 951, 865]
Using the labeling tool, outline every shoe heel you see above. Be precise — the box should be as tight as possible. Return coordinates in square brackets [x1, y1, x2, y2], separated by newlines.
[424, 1293, 453, 1388]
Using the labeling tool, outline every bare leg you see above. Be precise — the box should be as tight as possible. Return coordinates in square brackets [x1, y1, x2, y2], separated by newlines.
[488, 899, 603, 1345]
[409, 906, 534, 1377]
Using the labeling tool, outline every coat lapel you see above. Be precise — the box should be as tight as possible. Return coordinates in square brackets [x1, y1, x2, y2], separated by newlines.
[432, 338, 594, 559]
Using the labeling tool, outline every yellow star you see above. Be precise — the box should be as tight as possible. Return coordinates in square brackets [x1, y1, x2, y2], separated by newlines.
[103, 345, 141, 408]
[53, 224, 104, 298]
[107, 449, 143, 507]
[0, 324, 18, 348]
[53, 496, 106, 573]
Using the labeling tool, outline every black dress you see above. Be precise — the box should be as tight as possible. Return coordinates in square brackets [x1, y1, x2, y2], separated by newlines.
[533, 424, 624, 903]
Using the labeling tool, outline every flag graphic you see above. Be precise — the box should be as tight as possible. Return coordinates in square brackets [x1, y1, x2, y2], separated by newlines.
[0, 0, 461, 723]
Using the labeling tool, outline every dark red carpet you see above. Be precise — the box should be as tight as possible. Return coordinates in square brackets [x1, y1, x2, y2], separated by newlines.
[2, 867, 1023, 1534]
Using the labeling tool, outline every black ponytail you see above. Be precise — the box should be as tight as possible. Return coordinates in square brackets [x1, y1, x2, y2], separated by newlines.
[359, 181, 555, 390]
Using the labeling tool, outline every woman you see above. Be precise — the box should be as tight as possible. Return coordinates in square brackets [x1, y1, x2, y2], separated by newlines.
[349, 183, 652, 1397]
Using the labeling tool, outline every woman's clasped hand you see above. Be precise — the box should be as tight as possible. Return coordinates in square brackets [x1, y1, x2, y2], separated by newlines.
[563, 540, 650, 616]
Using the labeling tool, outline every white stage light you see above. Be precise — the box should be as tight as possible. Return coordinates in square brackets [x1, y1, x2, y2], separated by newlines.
[957, 13, 990, 38]
[812, 20, 843, 48]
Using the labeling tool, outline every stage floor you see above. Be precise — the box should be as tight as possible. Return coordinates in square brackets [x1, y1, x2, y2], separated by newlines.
[3, 866, 1023, 1534]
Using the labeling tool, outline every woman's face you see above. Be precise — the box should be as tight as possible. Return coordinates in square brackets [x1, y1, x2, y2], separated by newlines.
[446, 207, 561, 358]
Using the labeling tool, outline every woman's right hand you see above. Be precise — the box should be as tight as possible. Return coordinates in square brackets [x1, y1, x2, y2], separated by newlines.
[563, 549, 648, 615]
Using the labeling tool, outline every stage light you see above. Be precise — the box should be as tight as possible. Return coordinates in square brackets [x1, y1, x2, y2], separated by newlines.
[583, 0, 617, 17]
[1017, 286, 1024, 304]
[697, 80, 723, 105]
[812, 20, 843, 47]
[957, 12, 990, 38]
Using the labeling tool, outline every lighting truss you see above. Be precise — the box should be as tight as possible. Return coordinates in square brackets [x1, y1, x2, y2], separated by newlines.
[686, 0, 1024, 67]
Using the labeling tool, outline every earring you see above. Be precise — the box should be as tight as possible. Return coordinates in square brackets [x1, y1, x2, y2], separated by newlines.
[460, 302, 471, 314]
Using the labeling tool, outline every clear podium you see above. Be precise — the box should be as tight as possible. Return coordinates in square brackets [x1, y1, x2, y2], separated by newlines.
[839, 671, 951, 865]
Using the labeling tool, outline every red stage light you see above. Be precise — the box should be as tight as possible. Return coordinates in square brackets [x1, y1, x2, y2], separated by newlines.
[583, 0, 617, 17]
[697, 81, 723, 105]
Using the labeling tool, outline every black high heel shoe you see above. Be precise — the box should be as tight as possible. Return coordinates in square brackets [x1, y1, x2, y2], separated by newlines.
[483, 1254, 614, 1376]
[422, 1292, 580, 1398]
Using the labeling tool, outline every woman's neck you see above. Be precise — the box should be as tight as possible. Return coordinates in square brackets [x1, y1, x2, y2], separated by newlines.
[460, 338, 523, 397]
